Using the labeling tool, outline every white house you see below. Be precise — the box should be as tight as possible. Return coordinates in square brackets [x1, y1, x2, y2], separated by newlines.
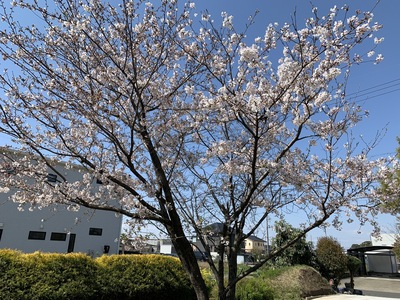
[160, 239, 177, 255]
[0, 150, 123, 256]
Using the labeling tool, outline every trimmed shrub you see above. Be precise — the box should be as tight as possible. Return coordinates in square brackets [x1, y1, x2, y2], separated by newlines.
[0, 249, 26, 299]
[0, 250, 195, 300]
[347, 255, 362, 289]
[0, 250, 99, 300]
[96, 254, 196, 300]
[23, 252, 100, 300]
[316, 236, 348, 285]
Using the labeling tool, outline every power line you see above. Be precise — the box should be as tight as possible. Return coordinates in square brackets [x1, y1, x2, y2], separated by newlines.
[346, 78, 400, 97]
[352, 88, 400, 103]
[344, 78, 400, 103]
[348, 83, 400, 100]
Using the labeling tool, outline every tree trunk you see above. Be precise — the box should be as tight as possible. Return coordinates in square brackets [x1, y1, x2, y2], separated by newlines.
[141, 131, 209, 299]
[217, 243, 226, 300]
[215, 228, 239, 300]
[225, 245, 238, 300]
[349, 270, 355, 289]
[167, 225, 209, 300]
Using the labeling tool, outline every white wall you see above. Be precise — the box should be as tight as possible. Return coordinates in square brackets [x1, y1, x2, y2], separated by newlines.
[371, 234, 397, 246]
[160, 244, 172, 254]
[0, 200, 122, 255]
[0, 162, 122, 256]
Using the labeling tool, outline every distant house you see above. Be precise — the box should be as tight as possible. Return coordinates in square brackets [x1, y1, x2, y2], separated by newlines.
[371, 233, 398, 247]
[244, 235, 266, 254]
[195, 222, 225, 253]
[0, 150, 122, 256]
[191, 222, 264, 263]
[120, 238, 160, 254]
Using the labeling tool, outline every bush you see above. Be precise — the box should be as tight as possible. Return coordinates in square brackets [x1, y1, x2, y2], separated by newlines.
[258, 266, 301, 300]
[238, 265, 333, 300]
[347, 255, 362, 289]
[271, 220, 317, 267]
[235, 277, 274, 300]
[0, 249, 26, 299]
[315, 237, 348, 285]
[25, 252, 100, 300]
[0, 250, 99, 300]
[200, 267, 217, 294]
[0, 250, 195, 300]
[96, 254, 196, 300]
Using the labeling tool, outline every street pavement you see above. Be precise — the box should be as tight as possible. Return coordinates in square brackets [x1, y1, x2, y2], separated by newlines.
[316, 296, 396, 300]
[312, 276, 400, 299]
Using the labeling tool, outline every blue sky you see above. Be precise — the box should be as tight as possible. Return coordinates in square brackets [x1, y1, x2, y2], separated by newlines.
[193, 0, 400, 248]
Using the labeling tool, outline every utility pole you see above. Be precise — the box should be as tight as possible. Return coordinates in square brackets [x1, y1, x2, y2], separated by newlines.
[266, 217, 270, 254]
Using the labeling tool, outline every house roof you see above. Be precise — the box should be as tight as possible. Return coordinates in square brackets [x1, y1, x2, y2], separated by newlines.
[202, 223, 266, 242]
[203, 222, 224, 234]
[246, 235, 266, 243]
[347, 245, 393, 254]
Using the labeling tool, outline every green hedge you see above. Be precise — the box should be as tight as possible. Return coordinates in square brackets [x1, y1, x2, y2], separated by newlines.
[0, 249, 195, 300]
[97, 254, 195, 300]
[0, 249, 25, 299]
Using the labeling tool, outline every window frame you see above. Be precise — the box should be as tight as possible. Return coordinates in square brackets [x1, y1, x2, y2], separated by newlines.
[47, 173, 57, 182]
[28, 231, 46, 240]
[50, 232, 67, 241]
[89, 227, 103, 236]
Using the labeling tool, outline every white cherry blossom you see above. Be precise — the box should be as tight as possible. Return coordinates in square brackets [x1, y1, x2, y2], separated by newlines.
[0, 1, 387, 300]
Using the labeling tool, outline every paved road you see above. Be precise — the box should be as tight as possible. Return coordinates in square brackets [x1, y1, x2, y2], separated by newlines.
[313, 276, 400, 299]
[342, 276, 400, 298]
[318, 296, 397, 300]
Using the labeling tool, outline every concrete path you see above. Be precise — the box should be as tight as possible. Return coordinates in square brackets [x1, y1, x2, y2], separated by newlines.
[316, 295, 395, 300]
[313, 276, 400, 299]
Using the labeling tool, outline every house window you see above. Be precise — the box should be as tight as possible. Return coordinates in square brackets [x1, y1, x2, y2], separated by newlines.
[96, 170, 106, 184]
[89, 227, 103, 236]
[0, 229, 3, 241]
[47, 173, 57, 182]
[50, 232, 67, 241]
[5, 166, 15, 175]
[28, 231, 46, 240]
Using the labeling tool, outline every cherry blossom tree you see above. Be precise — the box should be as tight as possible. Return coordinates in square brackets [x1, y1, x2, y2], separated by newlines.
[0, 1, 387, 299]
